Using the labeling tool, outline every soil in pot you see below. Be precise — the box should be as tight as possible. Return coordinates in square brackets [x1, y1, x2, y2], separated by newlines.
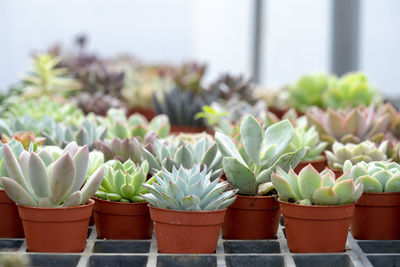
[294, 157, 327, 174]
[222, 195, 281, 239]
[94, 198, 153, 239]
[0, 190, 24, 238]
[149, 205, 226, 253]
[279, 200, 355, 253]
[333, 170, 343, 179]
[351, 192, 400, 240]
[18, 199, 94, 253]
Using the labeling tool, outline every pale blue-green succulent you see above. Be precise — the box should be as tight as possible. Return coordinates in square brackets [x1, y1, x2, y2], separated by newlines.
[341, 160, 400, 193]
[0, 140, 26, 189]
[141, 164, 237, 211]
[272, 165, 363, 205]
[1, 142, 104, 207]
[94, 137, 142, 163]
[215, 116, 307, 196]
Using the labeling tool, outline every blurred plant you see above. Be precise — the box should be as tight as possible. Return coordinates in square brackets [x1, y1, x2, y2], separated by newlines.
[306, 106, 388, 145]
[209, 73, 255, 103]
[172, 62, 207, 94]
[377, 103, 400, 141]
[0, 116, 55, 137]
[322, 72, 382, 109]
[195, 105, 229, 127]
[73, 92, 126, 116]
[288, 72, 334, 112]
[253, 86, 289, 111]
[95, 137, 142, 163]
[1, 131, 45, 151]
[0, 252, 30, 267]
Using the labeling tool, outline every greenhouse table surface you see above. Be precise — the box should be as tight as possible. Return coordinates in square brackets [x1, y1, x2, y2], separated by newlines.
[0, 222, 398, 267]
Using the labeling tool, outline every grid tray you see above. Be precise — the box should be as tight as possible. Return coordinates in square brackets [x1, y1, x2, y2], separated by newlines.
[0, 221, 398, 267]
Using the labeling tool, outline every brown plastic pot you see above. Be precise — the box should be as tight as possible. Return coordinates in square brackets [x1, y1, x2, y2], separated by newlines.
[351, 192, 400, 240]
[222, 195, 281, 239]
[127, 108, 157, 121]
[0, 190, 24, 238]
[170, 125, 214, 135]
[149, 205, 226, 253]
[294, 157, 327, 174]
[279, 200, 355, 253]
[94, 198, 153, 239]
[18, 199, 94, 252]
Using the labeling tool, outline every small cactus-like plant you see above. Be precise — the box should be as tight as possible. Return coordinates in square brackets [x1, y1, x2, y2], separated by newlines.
[1, 142, 104, 207]
[94, 160, 153, 202]
[95, 137, 142, 163]
[215, 116, 306, 196]
[341, 160, 400, 193]
[326, 141, 388, 171]
[271, 165, 363, 205]
[141, 164, 237, 211]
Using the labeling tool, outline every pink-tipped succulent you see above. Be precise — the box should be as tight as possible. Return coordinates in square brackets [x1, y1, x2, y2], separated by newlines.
[95, 137, 142, 163]
[306, 105, 389, 144]
[377, 103, 400, 140]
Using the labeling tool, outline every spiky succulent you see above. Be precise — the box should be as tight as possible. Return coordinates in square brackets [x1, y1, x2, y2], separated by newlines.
[95, 137, 142, 163]
[141, 164, 237, 211]
[1, 142, 104, 207]
[271, 165, 363, 205]
[0, 115, 55, 137]
[322, 72, 382, 109]
[326, 141, 388, 171]
[288, 72, 334, 112]
[341, 161, 400, 193]
[285, 126, 327, 162]
[142, 137, 223, 181]
[0, 140, 26, 189]
[172, 62, 207, 94]
[42, 119, 107, 150]
[95, 160, 153, 202]
[306, 106, 389, 144]
[209, 73, 255, 103]
[215, 116, 306, 196]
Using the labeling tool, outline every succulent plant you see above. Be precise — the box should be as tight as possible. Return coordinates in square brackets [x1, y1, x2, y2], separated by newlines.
[42, 119, 107, 150]
[73, 92, 126, 116]
[285, 126, 327, 162]
[377, 103, 400, 140]
[94, 137, 142, 163]
[271, 165, 363, 205]
[215, 116, 307, 196]
[306, 106, 389, 144]
[0, 115, 55, 137]
[142, 137, 223, 181]
[0, 252, 30, 267]
[141, 164, 237, 211]
[288, 72, 334, 112]
[20, 53, 81, 99]
[94, 160, 153, 202]
[1, 131, 45, 151]
[1, 142, 104, 207]
[209, 73, 255, 103]
[326, 141, 388, 171]
[0, 140, 26, 189]
[253, 86, 289, 112]
[172, 62, 207, 94]
[341, 161, 400, 193]
[322, 72, 382, 109]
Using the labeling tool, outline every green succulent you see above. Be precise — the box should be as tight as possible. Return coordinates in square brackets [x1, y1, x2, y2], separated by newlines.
[271, 165, 363, 205]
[0, 115, 55, 137]
[341, 160, 400, 193]
[322, 72, 382, 109]
[1, 142, 104, 207]
[95, 160, 152, 203]
[208, 73, 255, 103]
[95, 137, 142, 163]
[142, 137, 223, 181]
[326, 141, 388, 171]
[0, 140, 26, 189]
[141, 164, 237, 211]
[285, 126, 327, 161]
[215, 116, 307, 196]
[288, 72, 334, 112]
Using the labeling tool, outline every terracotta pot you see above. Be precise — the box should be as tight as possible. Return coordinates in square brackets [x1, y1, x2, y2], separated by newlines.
[18, 199, 94, 252]
[170, 125, 214, 135]
[294, 157, 327, 174]
[279, 200, 355, 253]
[127, 108, 156, 121]
[94, 198, 153, 239]
[149, 205, 226, 253]
[333, 169, 343, 179]
[89, 212, 95, 226]
[0, 190, 24, 238]
[222, 195, 281, 239]
[351, 192, 400, 240]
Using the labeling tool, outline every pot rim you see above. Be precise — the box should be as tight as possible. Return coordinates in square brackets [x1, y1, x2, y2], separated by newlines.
[278, 199, 355, 209]
[300, 157, 327, 164]
[236, 194, 277, 200]
[92, 197, 148, 206]
[361, 191, 400, 196]
[17, 198, 94, 210]
[148, 204, 227, 214]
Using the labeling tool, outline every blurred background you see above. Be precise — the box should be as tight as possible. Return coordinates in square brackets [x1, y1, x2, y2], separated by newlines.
[1, 0, 399, 95]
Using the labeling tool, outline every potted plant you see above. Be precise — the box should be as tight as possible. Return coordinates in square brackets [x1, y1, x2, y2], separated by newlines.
[326, 141, 388, 178]
[285, 125, 328, 173]
[141, 164, 237, 253]
[93, 159, 154, 239]
[215, 116, 306, 239]
[272, 165, 363, 253]
[1, 142, 104, 252]
[341, 160, 400, 239]
[0, 140, 25, 238]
